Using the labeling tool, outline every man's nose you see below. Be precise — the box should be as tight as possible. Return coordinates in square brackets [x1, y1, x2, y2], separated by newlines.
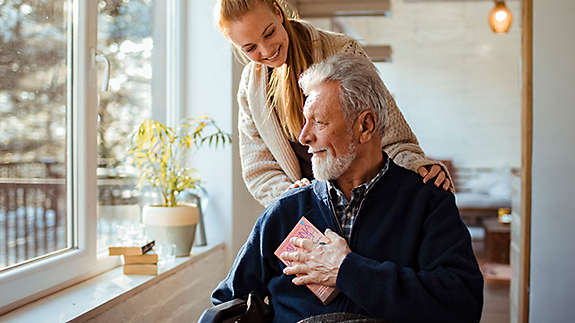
[298, 123, 312, 146]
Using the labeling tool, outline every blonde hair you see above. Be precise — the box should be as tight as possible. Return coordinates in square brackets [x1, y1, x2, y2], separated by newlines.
[216, 0, 313, 141]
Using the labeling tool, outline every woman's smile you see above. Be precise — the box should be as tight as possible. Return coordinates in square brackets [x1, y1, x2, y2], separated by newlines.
[264, 45, 281, 62]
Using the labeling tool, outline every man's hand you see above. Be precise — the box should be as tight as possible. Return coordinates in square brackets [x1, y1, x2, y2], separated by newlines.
[281, 229, 351, 287]
[287, 178, 311, 191]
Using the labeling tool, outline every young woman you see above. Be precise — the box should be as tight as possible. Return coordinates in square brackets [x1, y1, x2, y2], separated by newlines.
[216, 0, 452, 207]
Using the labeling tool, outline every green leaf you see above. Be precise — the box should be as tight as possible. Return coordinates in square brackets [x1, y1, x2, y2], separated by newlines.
[127, 116, 231, 196]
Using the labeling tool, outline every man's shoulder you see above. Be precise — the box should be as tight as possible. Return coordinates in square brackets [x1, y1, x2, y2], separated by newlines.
[265, 181, 324, 213]
[385, 162, 455, 204]
[376, 163, 460, 231]
[385, 161, 423, 188]
[272, 182, 321, 207]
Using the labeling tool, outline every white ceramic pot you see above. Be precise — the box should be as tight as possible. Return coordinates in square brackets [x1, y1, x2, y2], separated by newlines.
[142, 205, 199, 256]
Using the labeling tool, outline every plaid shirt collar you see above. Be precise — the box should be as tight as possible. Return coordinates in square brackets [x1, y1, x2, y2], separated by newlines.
[327, 154, 390, 241]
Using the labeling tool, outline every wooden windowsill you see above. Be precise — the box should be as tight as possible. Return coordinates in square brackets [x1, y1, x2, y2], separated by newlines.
[0, 243, 224, 323]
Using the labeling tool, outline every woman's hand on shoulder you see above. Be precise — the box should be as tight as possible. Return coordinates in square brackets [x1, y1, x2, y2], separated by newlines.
[287, 178, 311, 191]
[417, 165, 454, 193]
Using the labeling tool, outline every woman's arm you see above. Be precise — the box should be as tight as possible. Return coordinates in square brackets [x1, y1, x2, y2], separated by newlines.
[237, 66, 294, 207]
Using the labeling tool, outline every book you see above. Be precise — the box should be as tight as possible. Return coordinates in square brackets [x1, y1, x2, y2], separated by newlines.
[108, 240, 155, 256]
[274, 216, 340, 305]
[123, 252, 159, 265]
[123, 264, 158, 275]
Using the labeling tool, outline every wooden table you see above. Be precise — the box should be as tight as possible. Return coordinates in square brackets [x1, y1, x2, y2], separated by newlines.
[483, 217, 511, 264]
[459, 206, 500, 226]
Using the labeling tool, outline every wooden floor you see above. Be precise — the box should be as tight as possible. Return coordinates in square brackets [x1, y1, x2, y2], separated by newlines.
[473, 240, 510, 323]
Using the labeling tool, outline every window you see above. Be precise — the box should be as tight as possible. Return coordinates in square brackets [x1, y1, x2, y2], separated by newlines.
[96, 0, 185, 251]
[0, 0, 181, 312]
[0, 1, 98, 311]
[0, 0, 70, 272]
[96, 0, 155, 250]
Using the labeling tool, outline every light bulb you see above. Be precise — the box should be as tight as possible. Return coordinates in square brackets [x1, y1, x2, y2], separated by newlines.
[488, 1, 513, 34]
[495, 10, 508, 22]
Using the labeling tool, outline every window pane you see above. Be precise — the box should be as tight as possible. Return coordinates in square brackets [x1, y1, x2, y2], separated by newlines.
[97, 0, 154, 249]
[0, 0, 69, 270]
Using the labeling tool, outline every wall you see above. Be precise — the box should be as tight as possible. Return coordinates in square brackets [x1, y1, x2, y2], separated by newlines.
[530, 0, 575, 321]
[186, 0, 234, 262]
[187, 0, 264, 264]
[336, 0, 521, 168]
[231, 60, 266, 258]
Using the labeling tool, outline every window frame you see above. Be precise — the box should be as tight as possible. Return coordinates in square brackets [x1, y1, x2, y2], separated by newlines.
[153, 0, 185, 126]
[0, 0, 186, 313]
[0, 0, 102, 313]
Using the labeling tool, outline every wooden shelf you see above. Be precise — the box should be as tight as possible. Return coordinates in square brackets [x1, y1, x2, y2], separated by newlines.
[288, 0, 390, 18]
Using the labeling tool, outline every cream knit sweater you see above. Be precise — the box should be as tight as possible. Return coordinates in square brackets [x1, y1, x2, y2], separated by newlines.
[238, 22, 450, 207]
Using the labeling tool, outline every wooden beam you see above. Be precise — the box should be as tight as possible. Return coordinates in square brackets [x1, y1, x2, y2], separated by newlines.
[519, 0, 532, 322]
[288, 0, 390, 18]
[363, 45, 392, 62]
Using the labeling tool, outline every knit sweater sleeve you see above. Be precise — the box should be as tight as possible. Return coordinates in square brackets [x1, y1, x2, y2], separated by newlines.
[336, 192, 483, 322]
[339, 39, 454, 187]
[237, 65, 293, 207]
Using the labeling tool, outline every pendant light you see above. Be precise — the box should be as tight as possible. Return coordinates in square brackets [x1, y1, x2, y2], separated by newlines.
[488, 1, 513, 34]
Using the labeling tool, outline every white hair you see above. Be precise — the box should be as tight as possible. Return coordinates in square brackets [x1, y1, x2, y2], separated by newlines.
[298, 54, 388, 137]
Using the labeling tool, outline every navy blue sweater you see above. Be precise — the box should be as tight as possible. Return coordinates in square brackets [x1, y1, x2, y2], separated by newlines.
[212, 161, 483, 323]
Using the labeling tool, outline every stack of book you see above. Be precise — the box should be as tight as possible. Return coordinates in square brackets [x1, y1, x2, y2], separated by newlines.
[109, 240, 158, 275]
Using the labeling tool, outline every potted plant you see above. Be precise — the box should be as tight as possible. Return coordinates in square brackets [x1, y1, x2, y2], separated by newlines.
[128, 117, 231, 256]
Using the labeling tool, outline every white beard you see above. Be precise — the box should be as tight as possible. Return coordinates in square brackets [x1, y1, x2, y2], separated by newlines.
[311, 142, 357, 181]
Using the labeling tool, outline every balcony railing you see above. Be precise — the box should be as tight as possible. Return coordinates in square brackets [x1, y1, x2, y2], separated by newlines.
[0, 177, 66, 269]
[0, 161, 206, 270]
[0, 162, 140, 270]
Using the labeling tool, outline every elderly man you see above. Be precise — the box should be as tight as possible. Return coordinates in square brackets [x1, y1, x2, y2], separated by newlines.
[212, 54, 483, 323]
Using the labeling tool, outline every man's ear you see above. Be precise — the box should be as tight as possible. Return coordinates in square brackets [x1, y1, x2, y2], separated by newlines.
[357, 110, 377, 144]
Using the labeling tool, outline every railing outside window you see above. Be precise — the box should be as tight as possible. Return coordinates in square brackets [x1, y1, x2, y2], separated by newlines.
[0, 178, 65, 269]
[0, 162, 141, 270]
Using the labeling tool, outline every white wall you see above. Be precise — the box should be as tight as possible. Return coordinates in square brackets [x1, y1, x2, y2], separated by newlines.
[231, 60, 266, 258]
[186, 0, 264, 266]
[336, 0, 521, 168]
[186, 0, 233, 259]
[530, 0, 575, 321]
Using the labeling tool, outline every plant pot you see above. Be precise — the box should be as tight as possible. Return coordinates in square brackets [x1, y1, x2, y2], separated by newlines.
[142, 205, 198, 256]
